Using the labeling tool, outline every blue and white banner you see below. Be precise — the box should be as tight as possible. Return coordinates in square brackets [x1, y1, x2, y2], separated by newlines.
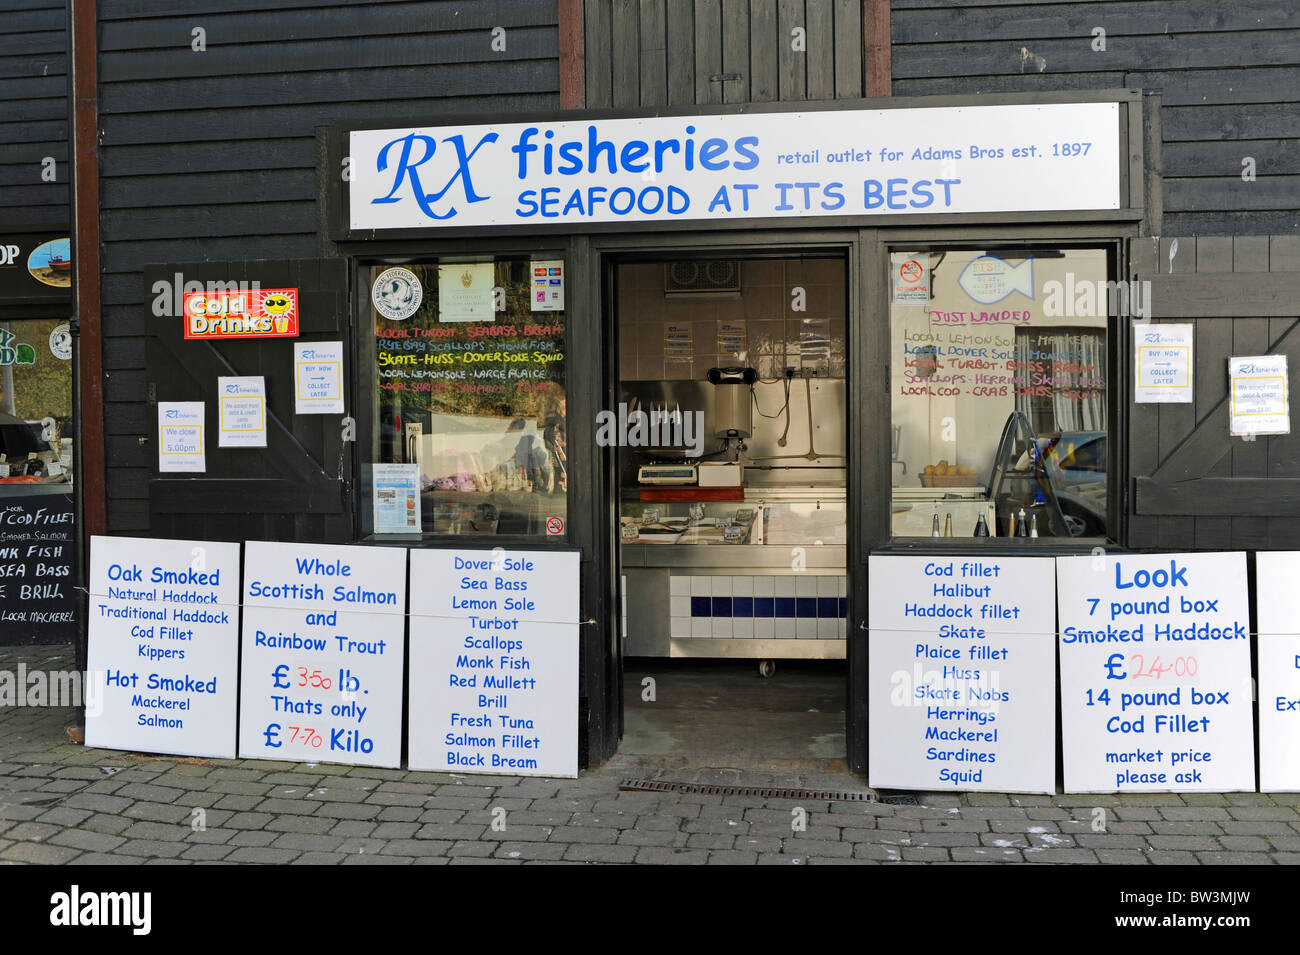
[349, 102, 1121, 231]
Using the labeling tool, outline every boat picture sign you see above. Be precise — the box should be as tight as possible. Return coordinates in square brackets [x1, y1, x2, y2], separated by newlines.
[348, 102, 1122, 232]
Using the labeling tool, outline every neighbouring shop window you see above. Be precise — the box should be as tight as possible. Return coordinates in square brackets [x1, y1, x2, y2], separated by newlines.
[368, 256, 567, 537]
[0, 317, 78, 642]
[0, 319, 74, 486]
[889, 248, 1110, 539]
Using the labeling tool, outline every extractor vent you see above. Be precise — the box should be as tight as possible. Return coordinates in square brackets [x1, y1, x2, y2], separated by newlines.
[664, 260, 741, 294]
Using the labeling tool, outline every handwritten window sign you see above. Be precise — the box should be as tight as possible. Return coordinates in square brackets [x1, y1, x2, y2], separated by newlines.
[0, 493, 78, 642]
[85, 536, 240, 759]
[867, 556, 1057, 793]
[407, 548, 579, 777]
[293, 341, 344, 415]
[217, 376, 267, 447]
[1056, 553, 1255, 793]
[157, 401, 205, 472]
[239, 541, 407, 768]
[1255, 553, 1300, 792]
[1229, 355, 1289, 435]
[1134, 324, 1192, 403]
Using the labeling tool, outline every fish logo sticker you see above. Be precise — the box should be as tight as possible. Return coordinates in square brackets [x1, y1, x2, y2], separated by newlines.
[957, 255, 1034, 305]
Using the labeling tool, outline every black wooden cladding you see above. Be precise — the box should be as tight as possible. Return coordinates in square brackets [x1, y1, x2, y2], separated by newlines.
[1128, 234, 1300, 551]
[142, 258, 351, 544]
[0, 0, 68, 229]
[891, 0, 1300, 237]
[97, 0, 562, 534]
[584, 0, 865, 107]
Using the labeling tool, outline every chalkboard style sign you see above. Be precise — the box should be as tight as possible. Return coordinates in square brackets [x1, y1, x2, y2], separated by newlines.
[0, 491, 77, 643]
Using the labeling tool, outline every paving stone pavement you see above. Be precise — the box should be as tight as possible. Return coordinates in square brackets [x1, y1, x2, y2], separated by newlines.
[1, 646, 1297, 865]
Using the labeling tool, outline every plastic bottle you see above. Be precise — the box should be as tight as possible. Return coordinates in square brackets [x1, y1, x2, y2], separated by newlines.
[943, 513, 953, 537]
[1016, 507, 1028, 538]
[1030, 513, 1039, 538]
[973, 514, 989, 537]
[931, 514, 941, 537]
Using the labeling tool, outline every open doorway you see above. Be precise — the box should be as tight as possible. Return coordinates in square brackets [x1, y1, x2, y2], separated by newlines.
[612, 250, 849, 769]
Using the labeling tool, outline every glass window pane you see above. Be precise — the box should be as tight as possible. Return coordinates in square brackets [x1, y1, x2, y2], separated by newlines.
[0, 319, 74, 487]
[889, 249, 1109, 539]
[369, 256, 566, 537]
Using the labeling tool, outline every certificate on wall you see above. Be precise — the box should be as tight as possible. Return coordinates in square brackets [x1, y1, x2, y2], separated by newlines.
[1134, 324, 1192, 403]
[437, 262, 495, 321]
[157, 401, 205, 472]
[373, 463, 421, 534]
[217, 376, 267, 447]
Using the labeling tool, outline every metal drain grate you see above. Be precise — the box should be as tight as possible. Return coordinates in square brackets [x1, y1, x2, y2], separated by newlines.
[618, 778, 873, 802]
[879, 792, 920, 806]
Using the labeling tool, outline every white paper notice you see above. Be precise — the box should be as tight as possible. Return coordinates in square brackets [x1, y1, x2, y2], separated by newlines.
[1056, 552, 1255, 793]
[867, 555, 1058, 793]
[85, 535, 241, 759]
[293, 341, 344, 415]
[1134, 324, 1193, 403]
[1255, 552, 1300, 792]
[408, 549, 579, 777]
[373, 463, 421, 534]
[239, 541, 407, 768]
[892, 254, 931, 305]
[157, 401, 206, 472]
[437, 262, 495, 321]
[530, 259, 564, 312]
[1229, 355, 1289, 435]
[218, 376, 267, 447]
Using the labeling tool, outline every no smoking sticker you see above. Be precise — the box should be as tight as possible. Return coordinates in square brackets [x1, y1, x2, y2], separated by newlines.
[547, 516, 564, 535]
[892, 253, 930, 305]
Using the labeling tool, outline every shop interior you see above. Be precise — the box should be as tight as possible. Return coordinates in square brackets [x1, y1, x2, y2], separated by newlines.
[889, 247, 1109, 539]
[614, 253, 849, 767]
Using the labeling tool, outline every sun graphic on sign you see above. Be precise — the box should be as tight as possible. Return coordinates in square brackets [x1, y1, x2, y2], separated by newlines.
[261, 293, 293, 315]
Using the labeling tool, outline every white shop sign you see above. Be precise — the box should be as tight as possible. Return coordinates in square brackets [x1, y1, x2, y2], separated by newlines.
[350, 102, 1121, 231]
[85, 536, 240, 759]
[867, 555, 1057, 793]
[408, 548, 579, 777]
[1255, 552, 1300, 792]
[239, 541, 407, 768]
[1056, 553, 1255, 793]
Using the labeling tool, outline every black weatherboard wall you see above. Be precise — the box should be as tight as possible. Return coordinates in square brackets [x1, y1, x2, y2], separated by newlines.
[97, 0, 561, 536]
[0, 0, 68, 232]
[890, 0, 1300, 236]
[583, 0, 866, 106]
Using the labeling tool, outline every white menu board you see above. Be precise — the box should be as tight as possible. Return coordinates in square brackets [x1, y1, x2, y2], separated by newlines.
[867, 555, 1057, 793]
[1057, 552, 1255, 792]
[86, 536, 240, 758]
[239, 541, 406, 767]
[1256, 552, 1300, 792]
[408, 548, 579, 777]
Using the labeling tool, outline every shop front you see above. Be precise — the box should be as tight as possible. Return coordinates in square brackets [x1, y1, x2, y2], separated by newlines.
[90, 84, 1157, 775]
[308, 90, 1143, 773]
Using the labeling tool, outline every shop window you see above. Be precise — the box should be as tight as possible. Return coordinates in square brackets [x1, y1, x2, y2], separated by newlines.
[889, 248, 1110, 539]
[367, 256, 566, 537]
[0, 319, 74, 486]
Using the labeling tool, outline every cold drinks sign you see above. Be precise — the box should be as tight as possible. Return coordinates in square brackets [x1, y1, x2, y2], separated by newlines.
[348, 102, 1121, 231]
